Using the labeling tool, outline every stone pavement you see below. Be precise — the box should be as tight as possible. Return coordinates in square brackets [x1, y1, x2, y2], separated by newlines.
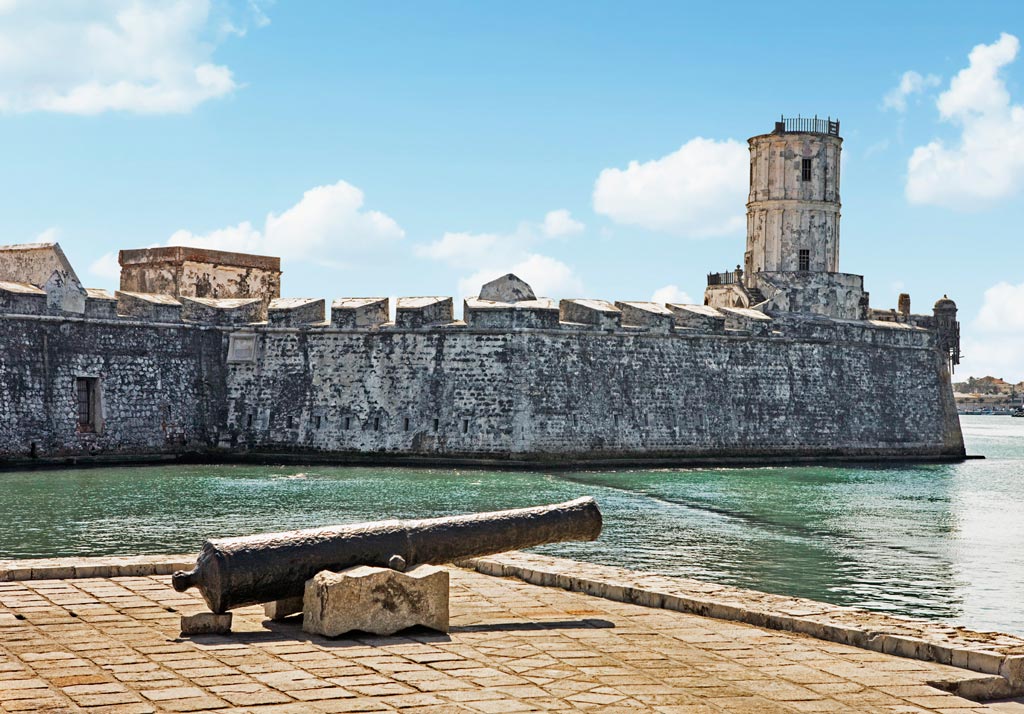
[2, 567, 1024, 713]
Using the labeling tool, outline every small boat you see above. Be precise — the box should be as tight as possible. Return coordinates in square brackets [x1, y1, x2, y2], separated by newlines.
[1013, 407, 1024, 418]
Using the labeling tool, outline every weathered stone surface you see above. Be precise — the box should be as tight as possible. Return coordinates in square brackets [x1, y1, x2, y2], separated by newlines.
[302, 565, 449, 637]
[263, 596, 304, 620]
[478, 273, 536, 302]
[268, 297, 325, 326]
[180, 611, 232, 635]
[180, 296, 265, 325]
[330, 297, 388, 328]
[119, 245, 281, 303]
[559, 299, 621, 329]
[615, 301, 673, 333]
[395, 296, 453, 328]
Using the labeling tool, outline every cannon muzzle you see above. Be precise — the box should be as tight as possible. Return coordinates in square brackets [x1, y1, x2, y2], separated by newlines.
[173, 496, 602, 613]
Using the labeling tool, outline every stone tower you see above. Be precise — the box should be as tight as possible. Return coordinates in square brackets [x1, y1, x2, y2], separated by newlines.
[744, 116, 841, 285]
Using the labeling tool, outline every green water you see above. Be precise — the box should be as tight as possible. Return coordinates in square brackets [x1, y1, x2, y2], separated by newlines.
[1, 415, 1021, 635]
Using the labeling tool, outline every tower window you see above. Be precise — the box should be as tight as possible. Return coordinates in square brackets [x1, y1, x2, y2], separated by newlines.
[799, 249, 810, 271]
[75, 377, 101, 433]
[801, 158, 811, 181]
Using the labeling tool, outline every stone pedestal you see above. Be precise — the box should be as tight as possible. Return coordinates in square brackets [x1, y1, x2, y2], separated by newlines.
[180, 612, 232, 635]
[302, 565, 449, 637]
[263, 595, 304, 621]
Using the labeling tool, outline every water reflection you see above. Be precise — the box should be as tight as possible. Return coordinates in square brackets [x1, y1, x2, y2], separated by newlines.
[0, 416, 1020, 635]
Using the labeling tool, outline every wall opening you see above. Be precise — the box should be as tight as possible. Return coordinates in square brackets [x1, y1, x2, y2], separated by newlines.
[613, 413, 619, 428]
[403, 417, 410, 432]
[801, 158, 811, 181]
[287, 415, 294, 429]
[314, 415, 322, 429]
[432, 418, 439, 433]
[462, 418, 469, 434]
[373, 417, 380, 431]
[75, 377, 102, 433]
[799, 249, 810, 271]
[246, 413, 253, 428]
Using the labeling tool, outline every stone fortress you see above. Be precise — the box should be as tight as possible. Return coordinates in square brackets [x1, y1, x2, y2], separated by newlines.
[0, 117, 966, 466]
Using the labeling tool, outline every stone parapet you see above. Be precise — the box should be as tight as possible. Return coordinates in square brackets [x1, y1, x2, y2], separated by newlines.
[115, 290, 183, 323]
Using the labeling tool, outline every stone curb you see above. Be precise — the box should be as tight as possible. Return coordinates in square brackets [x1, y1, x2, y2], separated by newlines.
[462, 552, 1024, 700]
[0, 554, 196, 581]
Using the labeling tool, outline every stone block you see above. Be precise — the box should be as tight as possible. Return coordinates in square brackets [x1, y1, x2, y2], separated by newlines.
[263, 596, 304, 621]
[559, 299, 620, 329]
[666, 303, 726, 333]
[615, 301, 674, 333]
[395, 297, 453, 328]
[463, 297, 560, 329]
[478, 273, 536, 302]
[180, 612, 232, 635]
[116, 291, 182, 323]
[268, 298, 325, 326]
[303, 565, 449, 637]
[180, 296, 265, 325]
[331, 297, 389, 329]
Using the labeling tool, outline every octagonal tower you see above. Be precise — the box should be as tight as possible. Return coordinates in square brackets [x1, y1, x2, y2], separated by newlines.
[744, 116, 841, 285]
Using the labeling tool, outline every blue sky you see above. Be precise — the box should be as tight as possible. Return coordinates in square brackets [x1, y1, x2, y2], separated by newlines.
[1, 1, 1023, 380]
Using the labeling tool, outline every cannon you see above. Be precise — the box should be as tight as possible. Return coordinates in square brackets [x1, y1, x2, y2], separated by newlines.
[172, 496, 602, 613]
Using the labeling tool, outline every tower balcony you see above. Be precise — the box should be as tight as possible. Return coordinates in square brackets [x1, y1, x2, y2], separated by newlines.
[773, 115, 840, 136]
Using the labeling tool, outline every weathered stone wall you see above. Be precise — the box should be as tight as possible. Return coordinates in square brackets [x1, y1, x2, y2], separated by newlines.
[0, 315, 226, 460]
[0, 298, 965, 465]
[221, 318, 964, 461]
[758, 271, 868, 320]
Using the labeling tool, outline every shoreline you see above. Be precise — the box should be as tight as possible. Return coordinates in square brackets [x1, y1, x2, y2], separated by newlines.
[0, 449, 984, 473]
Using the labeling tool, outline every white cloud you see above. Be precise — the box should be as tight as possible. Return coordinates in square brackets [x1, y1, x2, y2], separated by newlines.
[541, 209, 584, 237]
[168, 180, 404, 260]
[962, 281, 1024, 382]
[88, 252, 122, 282]
[906, 33, 1024, 207]
[650, 285, 693, 305]
[592, 137, 747, 237]
[0, 1, 265, 115]
[883, 70, 941, 112]
[417, 211, 585, 299]
[458, 255, 583, 301]
[975, 281, 1024, 332]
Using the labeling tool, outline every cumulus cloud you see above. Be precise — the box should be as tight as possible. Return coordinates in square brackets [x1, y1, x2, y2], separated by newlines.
[650, 285, 693, 305]
[417, 212, 584, 299]
[458, 256, 584, 301]
[0, 1, 265, 114]
[883, 70, 941, 112]
[168, 181, 404, 260]
[88, 252, 122, 282]
[961, 281, 1024, 382]
[906, 33, 1024, 207]
[541, 209, 584, 237]
[592, 137, 747, 237]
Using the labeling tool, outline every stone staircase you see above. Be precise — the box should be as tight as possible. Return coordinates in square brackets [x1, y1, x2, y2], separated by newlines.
[744, 286, 767, 307]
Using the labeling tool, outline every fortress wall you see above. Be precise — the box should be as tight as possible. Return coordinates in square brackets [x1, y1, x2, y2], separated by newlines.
[224, 322, 964, 461]
[0, 315, 226, 460]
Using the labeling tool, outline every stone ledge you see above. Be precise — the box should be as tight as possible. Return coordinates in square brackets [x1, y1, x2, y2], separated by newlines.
[0, 554, 196, 581]
[462, 552, 1024, 699]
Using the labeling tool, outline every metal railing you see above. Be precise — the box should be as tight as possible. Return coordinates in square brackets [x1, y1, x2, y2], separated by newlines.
[707, 267, 742, 286]
[774, 115, 840, 136]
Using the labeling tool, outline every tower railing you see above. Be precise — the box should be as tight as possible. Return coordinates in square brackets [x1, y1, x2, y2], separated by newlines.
[774, 115, 839, 136]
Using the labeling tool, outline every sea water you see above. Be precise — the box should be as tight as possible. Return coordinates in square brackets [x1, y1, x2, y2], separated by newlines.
[1, 415, 1021, 635]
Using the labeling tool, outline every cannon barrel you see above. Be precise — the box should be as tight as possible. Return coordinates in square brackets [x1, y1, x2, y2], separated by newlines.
[172, 497, 602, 613]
